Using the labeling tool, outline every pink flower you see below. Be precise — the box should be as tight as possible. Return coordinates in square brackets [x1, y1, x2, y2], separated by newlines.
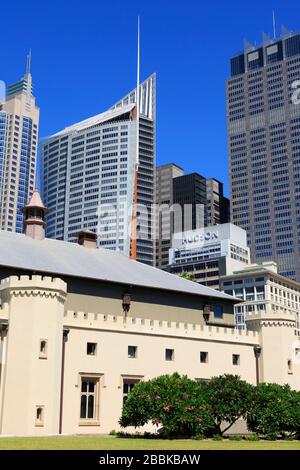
[163, 405, 171, 412]
[152, 419, 161, 425]
[155, 395, 161, 400]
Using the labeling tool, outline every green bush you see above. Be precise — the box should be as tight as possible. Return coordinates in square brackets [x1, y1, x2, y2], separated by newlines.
[246, 383, 300, 439]
[244, 434, 260, 441]
[228, 435, 242, 441]
[203, 374, 254, 435]
[192, 434, 205, 440]
[109, 429, 117, 436]
[119, 373, 214, 438]
[212, 434, 223, 441]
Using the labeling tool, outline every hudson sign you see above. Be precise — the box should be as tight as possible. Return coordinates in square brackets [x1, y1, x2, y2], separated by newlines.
[182, 230, 219, 246]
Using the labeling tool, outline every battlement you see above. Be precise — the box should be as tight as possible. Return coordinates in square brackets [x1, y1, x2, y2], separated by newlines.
[0, 275, 67, 295]
[246, 310, 296, 323]
[63, 310, 259, 345]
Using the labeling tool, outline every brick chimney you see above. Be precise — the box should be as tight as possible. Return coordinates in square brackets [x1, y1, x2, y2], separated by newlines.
[22, 189, 48, 240]
[78, 230, 97, 248]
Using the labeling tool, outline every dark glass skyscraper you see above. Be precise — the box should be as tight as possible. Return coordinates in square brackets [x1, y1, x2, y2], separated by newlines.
[227, 29, 300, 281]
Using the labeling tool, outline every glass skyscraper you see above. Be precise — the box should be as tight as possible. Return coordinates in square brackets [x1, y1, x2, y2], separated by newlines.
[227, 29, 300, 281]
[41, 74, 155, 265]
[0, 60, 39, 232]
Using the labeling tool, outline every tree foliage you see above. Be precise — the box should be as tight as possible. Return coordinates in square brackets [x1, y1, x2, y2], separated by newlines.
[246, 383, 300, 439]
[120, 373, 300, 439]
[179, 272, 196, 282]
[203, 374, 254, 435]
[119, 373, 214, 437]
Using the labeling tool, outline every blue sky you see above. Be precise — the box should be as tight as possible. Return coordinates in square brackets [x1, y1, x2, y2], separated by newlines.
[1, 0, 300, 195]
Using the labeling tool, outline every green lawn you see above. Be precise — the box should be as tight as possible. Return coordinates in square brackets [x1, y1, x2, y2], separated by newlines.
[0, 435, 300, 450]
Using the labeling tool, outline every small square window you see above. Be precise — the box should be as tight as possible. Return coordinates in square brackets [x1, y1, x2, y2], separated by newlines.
[128, 346, 137, 359]
[165, 348, 174, 361]
[200, 351, 208, 363]
[39, 339, 48, 359]
[232, 354, 240, 366]
[87, 343, 97, 356]
[214, 305, 223, 319]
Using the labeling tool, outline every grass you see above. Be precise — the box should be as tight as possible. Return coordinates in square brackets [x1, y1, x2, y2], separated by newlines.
[0, 435, 300, 450]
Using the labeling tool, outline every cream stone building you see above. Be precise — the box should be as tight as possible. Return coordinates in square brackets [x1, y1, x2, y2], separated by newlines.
[0, 191, 299, 436]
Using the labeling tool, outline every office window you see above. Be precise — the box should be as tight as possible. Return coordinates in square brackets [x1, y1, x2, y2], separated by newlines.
[232, 354, 240, 366]
[165, 348, 174, 361]
[87, 342, 97, 356]
[80, 377, 99, 422]
[200, 351, 208, 363]
[213, 305, 223, 319]
[128, 346, 137, 359]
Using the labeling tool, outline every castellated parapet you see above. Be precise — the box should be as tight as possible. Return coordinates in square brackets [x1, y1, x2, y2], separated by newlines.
[63, 310, 259, 345]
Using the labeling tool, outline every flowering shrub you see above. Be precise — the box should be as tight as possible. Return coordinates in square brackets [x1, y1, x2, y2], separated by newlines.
[203, 374, 254, 435]
[120, 373, 300, 439]
[119, 373, 214, 437]
[246, 383, 300, 439]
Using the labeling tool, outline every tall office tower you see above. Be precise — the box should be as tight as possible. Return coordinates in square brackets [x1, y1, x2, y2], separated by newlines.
[155, 163, 184, 269]
[41, 74, 155, 265]
[0, 56, 39, 232]
[206, 178, 230, 225]
[227, 29, 300, 281]
[173, 172, 208, 233]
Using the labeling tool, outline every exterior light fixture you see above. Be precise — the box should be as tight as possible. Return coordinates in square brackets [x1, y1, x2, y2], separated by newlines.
[203, 304, 211, 323]
[122, 292, 132, 316]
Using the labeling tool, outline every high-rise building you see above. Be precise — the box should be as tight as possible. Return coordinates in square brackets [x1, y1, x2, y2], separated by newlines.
[155, 163, 184, 269]
[168, 223, 250, 289]
[227, 29, 300, 281]
[206, 178, 230, 225]
[155, 169, 231, 269]
[41, 74, 155, 265]
[173, 172, 208, 232]
[0, 55, 39, 232]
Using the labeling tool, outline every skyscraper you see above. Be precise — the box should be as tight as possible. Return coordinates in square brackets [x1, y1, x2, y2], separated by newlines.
[155, 163, 184, 269]
[206, 178, 230, 226]
[155, 168, 230, 270]
[41, 74, 156, 265]
[173, 172, 208, 232]
[0, 54, 39, 232]
[227, 29, 300, 281]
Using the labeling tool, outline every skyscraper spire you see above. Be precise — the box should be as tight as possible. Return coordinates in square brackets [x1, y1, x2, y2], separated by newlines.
[26, 49, 32, 75]
[136, 16, 140, 168]
[272, 10, 276, 39]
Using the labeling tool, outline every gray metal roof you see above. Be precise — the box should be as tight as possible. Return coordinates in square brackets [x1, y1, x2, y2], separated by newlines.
[0, 230, 235, 302]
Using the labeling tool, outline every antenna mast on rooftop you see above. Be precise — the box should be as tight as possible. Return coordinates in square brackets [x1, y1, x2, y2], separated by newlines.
[272, 10, 276, 39]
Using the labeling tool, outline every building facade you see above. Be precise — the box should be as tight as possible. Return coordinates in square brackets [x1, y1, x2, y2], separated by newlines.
[173, 172, 208, 232]
[0, 58, 39, 233]
[220, 261, 300, 336]
[155, 163, 184, 269]
[155, 170, 230, 270]
[227, 29, 300, 281]
[168, 223, 250, 289]
[206, 178, 230, 226]
[0, 199, 299, 436]
[41, 74, 155, 265]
